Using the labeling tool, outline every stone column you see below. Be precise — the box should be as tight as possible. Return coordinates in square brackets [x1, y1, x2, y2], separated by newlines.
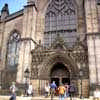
[16, 1, 37, 83]
[85, 0, 99, 85]
[87, 33, 100, 95]
[94, 34, 100, 84]
[87, 35, 97, 84]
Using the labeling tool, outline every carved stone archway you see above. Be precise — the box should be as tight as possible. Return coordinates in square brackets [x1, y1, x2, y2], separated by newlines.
[38, 52, 79, 80]
[31, 34, 89, 97]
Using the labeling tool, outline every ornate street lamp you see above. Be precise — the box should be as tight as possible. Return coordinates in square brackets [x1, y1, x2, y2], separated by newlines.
[24, 68, 30, 83]
[79, 69, 83, 99]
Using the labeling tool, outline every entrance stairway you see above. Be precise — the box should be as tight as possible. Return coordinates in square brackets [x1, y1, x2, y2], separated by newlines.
[31, 96, 95, 100]
[0, 96, 97, 100]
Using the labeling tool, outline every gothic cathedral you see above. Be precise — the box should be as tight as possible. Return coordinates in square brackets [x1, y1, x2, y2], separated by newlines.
[0, 0, 100, 97]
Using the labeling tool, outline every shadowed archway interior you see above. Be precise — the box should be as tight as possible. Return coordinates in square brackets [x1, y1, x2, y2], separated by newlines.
[50, 62, 70, 86]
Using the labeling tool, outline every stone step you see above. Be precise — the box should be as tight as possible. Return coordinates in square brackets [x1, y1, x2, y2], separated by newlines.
[0, 96, 96, 100]
[31, 97, 88, 100]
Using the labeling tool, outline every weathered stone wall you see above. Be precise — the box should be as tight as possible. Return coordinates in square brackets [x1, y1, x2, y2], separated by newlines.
[85, 0, 98, 33]
[0, 22, 4, 70]
[33, 12, 44, 44]
[87, 34, 100, 84]
[16, 4, 37, 83]
[85, 0, 100, 85]
[0, 1, 38, 83]
[97, 4, 100, 31]
[0, 16, 23, 72]
[0, 0, 100, 87]
[76, 0, 86, 33]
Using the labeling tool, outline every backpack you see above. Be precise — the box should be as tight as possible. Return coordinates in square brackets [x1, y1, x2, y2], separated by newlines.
[69, 85, 76, 93]
[58, 86, 65, 95]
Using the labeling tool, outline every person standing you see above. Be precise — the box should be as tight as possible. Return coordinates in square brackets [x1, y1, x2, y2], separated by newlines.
[24, 82, 28, 96]
[69, 83, 76, 98]
[64, 83, 69, 98]
[94, 88, 100, 100]
[27, 82, 33, 96]
[45, 83, 50, 97]
[58, 83, 66, 100]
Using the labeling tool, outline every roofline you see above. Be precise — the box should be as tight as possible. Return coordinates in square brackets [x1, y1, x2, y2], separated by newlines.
[0, 9, 24, 22]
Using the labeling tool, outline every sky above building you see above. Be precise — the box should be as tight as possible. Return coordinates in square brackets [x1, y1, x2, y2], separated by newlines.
[0, 0, 27, 14]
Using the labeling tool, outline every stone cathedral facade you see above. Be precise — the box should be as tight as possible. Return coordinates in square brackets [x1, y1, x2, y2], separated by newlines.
[0, 0, 100, 97]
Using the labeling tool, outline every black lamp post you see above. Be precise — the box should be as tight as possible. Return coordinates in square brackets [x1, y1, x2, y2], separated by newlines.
[79, 69, 83, 99]
[24, 68, 30, 83]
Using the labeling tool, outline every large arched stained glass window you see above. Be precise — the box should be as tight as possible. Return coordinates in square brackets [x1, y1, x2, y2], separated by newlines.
[44, 0, 77, 48]
[7, 32, 21, 69]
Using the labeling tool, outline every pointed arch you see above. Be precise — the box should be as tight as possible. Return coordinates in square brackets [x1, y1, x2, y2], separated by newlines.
[38, 52, 79, 79]
[6, 30, 21, 69]
[44, 0, 78, 48]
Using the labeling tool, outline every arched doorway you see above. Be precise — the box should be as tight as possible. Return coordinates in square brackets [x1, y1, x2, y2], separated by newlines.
[50, 62, 70, 86]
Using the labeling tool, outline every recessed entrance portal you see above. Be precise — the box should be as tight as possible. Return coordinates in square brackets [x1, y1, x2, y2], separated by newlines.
[62, 78, 70, 85]
[50, 62, 70, 86]
[51, 78, 59, 86]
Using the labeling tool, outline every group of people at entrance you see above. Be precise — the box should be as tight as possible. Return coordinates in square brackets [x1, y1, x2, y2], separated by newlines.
[45, 81, 76, 100]
[9, 82, 33, 100]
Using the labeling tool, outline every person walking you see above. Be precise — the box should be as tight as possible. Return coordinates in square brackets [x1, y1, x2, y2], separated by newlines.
[9, 82, 17, 100]
[50, 81, 57, 100]
[58, 83, 66, 100]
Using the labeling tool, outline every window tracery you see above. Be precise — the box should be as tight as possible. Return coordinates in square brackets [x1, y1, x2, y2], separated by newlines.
[44, 0, 77, 48]
[7, 32, 20, 69]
